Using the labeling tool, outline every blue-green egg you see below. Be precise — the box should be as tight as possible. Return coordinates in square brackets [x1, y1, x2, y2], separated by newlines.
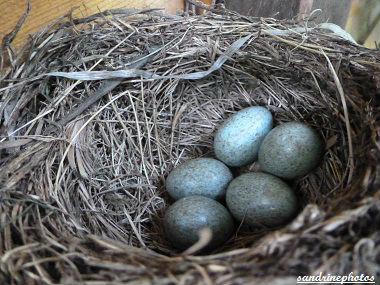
[258, 121, 324, 179]
[226, 172, 298, 227]
[166, 158, 233, 201]
[214, 106, 273, 167]
[164, 196, 235, 250]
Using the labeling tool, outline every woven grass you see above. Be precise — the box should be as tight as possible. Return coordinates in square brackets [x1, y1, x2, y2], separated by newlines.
[0, 6, 380, 285]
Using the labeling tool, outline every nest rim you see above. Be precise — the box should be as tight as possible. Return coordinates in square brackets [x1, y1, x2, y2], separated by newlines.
[1, 7, 380, 285]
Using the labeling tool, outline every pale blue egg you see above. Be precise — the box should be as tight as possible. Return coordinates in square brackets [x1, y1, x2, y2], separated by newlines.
[214, 106, 273, 167]
[164, 196, 235, 250]
[258, 122, 324, 179]
[226, 172, 298, 227]
[166, 158, 233, 201]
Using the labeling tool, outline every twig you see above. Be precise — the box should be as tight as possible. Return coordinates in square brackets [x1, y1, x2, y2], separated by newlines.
[70, 8, 164, 26]
[322, 50, 354, 185]
[0, 0, 30, 75]
[185, 0, 215, 11]
[54, 36, 177, 128]
[56, 78, 123, 127]
[182, 228, 212, 255]
[54, 91, 127, 193]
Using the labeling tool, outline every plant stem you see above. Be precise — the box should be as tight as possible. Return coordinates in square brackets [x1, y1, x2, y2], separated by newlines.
[358, 10, 380, 44]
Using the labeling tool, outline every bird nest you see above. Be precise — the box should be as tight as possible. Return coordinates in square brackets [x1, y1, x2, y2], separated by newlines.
[1, 7, 380, 285]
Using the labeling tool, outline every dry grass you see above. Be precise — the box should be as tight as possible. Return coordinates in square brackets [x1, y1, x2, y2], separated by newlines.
[0, 6, 380, 284]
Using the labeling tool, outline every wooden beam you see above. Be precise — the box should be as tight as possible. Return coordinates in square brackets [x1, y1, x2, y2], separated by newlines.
[0, 0, 184, 50]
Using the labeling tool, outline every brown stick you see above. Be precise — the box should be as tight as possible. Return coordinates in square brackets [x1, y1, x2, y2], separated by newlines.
[0, 0, 30, 76]
[185, 0, 215, 11]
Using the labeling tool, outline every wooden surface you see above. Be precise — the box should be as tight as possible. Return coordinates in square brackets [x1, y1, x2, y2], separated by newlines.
[0, 0, 184, 50]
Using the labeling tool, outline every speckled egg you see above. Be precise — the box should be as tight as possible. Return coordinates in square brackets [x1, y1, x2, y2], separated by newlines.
[164, 196, 235, 250]
[166, 158, 233, 201]
[258, 122, 324, 179]
[226, 172, 298, 227]
[214, 106, 273, 167]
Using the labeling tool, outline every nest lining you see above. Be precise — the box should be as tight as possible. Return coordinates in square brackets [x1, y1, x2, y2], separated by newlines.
[0, 8, 380, 285]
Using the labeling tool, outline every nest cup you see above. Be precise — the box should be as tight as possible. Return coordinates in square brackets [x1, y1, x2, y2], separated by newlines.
[1, 8, 380, 284]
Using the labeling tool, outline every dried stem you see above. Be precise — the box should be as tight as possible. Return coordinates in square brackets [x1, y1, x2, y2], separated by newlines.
[0, 8, 380, 285]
